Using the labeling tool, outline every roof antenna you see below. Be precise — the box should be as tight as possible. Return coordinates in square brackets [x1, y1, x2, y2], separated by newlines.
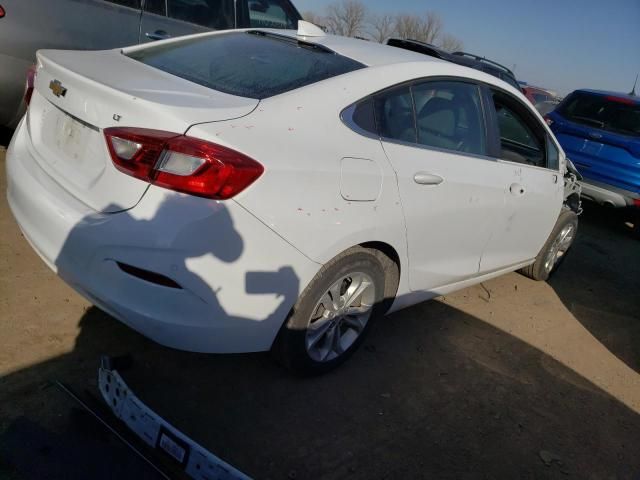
[631, 74, 638, 96]
[297, 20, 326, 38]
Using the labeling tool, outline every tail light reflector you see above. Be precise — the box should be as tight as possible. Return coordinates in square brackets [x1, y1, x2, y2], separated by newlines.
[0, 5, 5, 18]
[104, 127, 264, 200]
[633, 198, 640, 208]
[24, 65, 37, 107]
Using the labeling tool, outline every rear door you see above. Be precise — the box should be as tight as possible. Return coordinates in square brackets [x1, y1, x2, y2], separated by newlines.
[139, 0, 235, 43]
[550, 92, 640, 195]
[479, 88, 563, 273]
[376, 79, 510, 291]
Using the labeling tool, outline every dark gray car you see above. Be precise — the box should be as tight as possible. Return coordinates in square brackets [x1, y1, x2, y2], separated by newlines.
[0, 0, 301, 127]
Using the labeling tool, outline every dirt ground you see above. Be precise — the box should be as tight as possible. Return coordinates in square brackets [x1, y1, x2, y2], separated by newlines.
[1, 145, 639, 479]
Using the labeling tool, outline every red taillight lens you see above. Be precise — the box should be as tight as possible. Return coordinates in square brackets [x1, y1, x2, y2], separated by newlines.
[0, 5, 5, 18]
[634, 198, 640, 208]
[104, 127, 264, 200]
[24, 65, 37, 107]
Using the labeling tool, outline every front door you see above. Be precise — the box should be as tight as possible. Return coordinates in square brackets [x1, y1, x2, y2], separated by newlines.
[376, 80, 510, 291]
[479, 88, 563, 273]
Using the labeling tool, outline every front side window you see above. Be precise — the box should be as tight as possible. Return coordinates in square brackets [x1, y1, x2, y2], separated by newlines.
[413, 81, 486, 156]
[248, 0, 299, 29]
[492, 92, 545, 167]
[167, 0, 235, 29]
[374, 86, 416, 144]
[546, 136, 560, 170]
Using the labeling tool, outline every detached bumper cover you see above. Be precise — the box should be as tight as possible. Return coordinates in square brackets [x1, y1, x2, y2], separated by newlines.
[99, 366, 251, 480]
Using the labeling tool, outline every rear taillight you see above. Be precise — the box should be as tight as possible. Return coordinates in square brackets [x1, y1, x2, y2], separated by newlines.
[24, 65, 37, 107]
[544, 115, 554, 127]
[634, 198, 640, 208]
[0, 5, 5, 18]
[104, 127, 264, 200]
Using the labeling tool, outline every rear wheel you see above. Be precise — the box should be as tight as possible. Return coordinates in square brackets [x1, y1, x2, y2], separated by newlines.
[519, 209, 578, 281]
[273, 247, 387, 375]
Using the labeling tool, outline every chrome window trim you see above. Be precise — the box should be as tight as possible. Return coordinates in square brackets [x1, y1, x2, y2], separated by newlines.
[340, 76, 498, 162]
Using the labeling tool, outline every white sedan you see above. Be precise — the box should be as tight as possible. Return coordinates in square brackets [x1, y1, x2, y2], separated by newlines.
[6, 23, 580, 374]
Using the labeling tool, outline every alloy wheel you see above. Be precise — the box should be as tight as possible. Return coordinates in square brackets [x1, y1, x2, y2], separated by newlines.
[305, 272, 376, 362]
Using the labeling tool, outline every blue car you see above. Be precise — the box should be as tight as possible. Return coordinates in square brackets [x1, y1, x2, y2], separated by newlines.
[546, 90, 640, 217]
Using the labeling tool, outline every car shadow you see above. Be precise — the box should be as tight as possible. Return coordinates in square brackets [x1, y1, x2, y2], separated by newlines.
[549, 202, 640, 374]
[2, 182, 640, 478]
[2, 298, 640, 479]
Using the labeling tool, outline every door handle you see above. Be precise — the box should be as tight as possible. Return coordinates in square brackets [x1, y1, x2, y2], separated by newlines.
[413, 172, 444, 186]
[145, 30, 171, 41]
[509, 183, 526, 196]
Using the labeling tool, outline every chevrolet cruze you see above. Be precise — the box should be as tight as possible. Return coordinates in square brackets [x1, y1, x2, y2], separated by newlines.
[6, 23, 581, 374]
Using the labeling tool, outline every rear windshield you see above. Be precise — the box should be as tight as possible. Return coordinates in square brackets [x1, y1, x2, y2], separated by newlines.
[127, 32, 365, 99]
[559, 92, 640, 137]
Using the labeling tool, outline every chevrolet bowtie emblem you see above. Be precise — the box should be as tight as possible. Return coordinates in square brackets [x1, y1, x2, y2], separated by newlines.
[49, 79, 67, 98]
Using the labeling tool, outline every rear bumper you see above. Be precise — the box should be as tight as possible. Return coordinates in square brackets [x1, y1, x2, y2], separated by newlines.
[6, 120, 319, 353]
[579, 178, 640, 208]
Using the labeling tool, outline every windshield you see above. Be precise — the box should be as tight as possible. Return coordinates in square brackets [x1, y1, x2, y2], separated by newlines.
[559, 92, 640, 137]
[127, 32, 365, 100]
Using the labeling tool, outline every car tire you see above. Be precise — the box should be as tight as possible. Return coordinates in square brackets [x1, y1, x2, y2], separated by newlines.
[519, 208, 578, 282]
[272, 246, 388, 376]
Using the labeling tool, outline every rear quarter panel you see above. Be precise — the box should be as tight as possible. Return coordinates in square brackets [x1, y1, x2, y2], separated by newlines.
[187, 66, 412, 294]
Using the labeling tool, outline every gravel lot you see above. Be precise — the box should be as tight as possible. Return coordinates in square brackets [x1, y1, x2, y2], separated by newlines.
[1, 146, 639, 479]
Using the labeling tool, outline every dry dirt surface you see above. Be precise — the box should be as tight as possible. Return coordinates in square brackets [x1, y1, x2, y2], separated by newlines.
[1, 146, 639, 479]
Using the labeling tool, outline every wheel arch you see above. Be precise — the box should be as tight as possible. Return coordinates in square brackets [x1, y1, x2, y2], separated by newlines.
[359, 241, 401, 313]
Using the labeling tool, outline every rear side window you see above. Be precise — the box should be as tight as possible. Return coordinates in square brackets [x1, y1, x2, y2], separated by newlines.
[127, 32, 365, 99]
[248, 0, 299, 29]
[374, 86, 416, 143]
[167, 0, 235, 29]
[559, 92, 640, 137]
[413, 81, 486, 156]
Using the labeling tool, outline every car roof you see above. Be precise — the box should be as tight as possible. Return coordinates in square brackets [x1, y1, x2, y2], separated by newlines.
[574, 89, 640, 103]
[257, 29, 443, 67]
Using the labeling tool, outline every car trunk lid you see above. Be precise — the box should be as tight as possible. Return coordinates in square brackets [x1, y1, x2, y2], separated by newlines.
[26, 48, 259, 213]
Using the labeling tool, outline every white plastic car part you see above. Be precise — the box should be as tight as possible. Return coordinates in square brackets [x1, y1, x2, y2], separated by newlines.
[98, 366, 251, 480]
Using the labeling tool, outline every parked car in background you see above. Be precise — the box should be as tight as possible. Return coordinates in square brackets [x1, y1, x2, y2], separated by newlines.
[0, 0, 301, 128]
[7, 25, 581, 374]
[523, 85, 558, 106]
[535, 100, 559, 117]
[522, 85, 561, 115]
[387, 38, 523, 92]
[546, 90, 639, 225]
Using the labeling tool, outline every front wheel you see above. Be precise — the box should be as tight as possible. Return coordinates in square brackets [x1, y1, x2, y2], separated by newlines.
[519, 209, 578, 281]
[272, 247, 387, 375]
